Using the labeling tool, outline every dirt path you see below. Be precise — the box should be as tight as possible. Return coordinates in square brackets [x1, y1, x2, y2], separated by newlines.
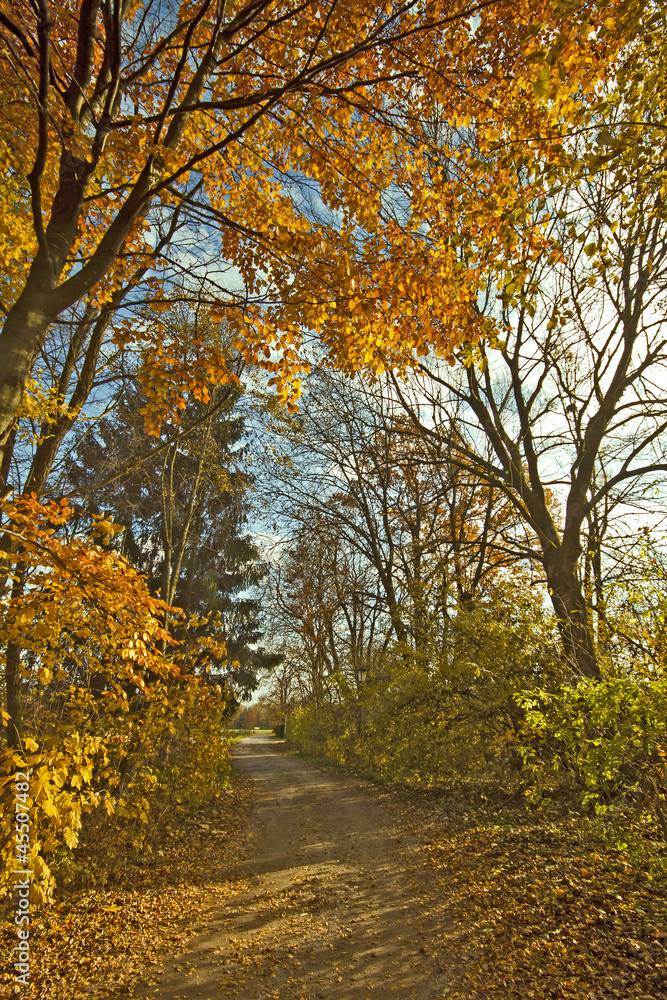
[126, 733, 465, 1000]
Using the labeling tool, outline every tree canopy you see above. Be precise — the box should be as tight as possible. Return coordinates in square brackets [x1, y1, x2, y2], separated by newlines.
[0, 0, 631, 479]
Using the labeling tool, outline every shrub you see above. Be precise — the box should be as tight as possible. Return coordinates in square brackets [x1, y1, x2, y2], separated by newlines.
[518, 677, 667, 842]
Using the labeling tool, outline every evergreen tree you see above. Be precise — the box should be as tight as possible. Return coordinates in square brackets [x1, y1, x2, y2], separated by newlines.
[65, 376, 268, 697]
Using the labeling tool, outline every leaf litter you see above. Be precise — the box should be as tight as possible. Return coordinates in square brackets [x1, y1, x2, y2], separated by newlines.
[0, 769, 253, 999]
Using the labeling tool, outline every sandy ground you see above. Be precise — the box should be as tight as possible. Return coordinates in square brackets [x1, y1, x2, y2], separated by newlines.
[125, 733, 466, 1000]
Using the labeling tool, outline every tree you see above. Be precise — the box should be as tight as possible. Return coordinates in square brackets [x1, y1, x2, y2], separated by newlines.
[0, 491, 241, 899]
[260, 369, 526, 662]
[261, 657, 302, 721]
[64, 367, 267, 694]
[0, 0, 627, 479]
[7, 216, 200, 499]
[266, 517, 387, 704]
[389, 137, 667, 677]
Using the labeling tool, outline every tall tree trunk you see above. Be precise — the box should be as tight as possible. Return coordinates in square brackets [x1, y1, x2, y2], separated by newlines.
[544, 551, 600, 679]
[4, 562, 28, 749]
[0, 283, 61, 482]
[5, 640, 22, 750]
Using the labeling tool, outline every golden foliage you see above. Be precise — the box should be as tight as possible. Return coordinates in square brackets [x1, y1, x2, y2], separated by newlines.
[0, 0, 634, 435]
[0, 496, 232, 901]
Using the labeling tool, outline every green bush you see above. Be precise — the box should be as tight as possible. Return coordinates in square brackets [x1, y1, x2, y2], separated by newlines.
[288, 584, 564, 790]
[517, 677, 667, 842]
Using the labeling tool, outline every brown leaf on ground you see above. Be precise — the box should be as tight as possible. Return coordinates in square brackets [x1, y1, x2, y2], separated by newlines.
[411, 807, 667, 999]
[0, 769, 253, 1000]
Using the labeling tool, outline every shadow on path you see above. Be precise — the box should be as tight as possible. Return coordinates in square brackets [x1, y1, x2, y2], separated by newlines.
[122, 733, 461, 1000]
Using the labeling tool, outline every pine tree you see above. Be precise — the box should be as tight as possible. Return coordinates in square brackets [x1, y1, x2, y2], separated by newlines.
[65, 376, 267, 696]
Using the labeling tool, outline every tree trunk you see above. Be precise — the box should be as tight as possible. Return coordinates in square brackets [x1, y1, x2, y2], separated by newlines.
[544, 552, 600, 679]
[0, 283, 61, 480]
[4, 559, 28, 749]
[5, 640, 22, 749]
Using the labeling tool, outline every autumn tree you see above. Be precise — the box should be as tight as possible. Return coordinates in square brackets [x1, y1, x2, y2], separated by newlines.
[388, 131, 667, 678]
[260, 657, 303, 721]
[6, 215, 207, 499]
[0, 0, 629, 483]
[264, 516, 388, 704]
[259, 369, 525, 659]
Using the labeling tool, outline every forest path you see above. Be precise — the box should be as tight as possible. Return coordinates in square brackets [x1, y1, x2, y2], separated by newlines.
[127, 733, 464, 1000]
